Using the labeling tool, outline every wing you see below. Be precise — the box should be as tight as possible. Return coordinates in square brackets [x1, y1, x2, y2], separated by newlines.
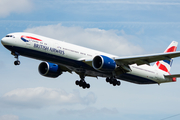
[115, 51, 180, 66]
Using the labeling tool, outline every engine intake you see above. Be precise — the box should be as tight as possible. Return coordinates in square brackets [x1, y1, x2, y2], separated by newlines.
[92, 55, 116, 72]
[38, 62, 62, 78]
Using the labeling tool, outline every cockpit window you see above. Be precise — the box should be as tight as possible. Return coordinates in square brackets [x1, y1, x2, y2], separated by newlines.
[5, 35, 15, 38]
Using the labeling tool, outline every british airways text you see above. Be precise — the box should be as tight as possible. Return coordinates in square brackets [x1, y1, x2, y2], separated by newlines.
[34, 43, 65, 55]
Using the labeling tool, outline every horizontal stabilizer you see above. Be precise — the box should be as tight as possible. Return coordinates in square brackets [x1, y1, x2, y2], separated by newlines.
[164, 74, 180, 78]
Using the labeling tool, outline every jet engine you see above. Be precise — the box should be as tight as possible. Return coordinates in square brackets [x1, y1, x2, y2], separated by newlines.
[38, 62, 62, 78]
[92, 55, 116, 72]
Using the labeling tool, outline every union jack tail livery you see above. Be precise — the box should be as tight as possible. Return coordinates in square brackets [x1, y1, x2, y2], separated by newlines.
[154, 41, 178, 73]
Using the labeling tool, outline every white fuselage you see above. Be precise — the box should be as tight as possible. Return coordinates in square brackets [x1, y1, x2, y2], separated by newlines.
[1, 32, 174, 84]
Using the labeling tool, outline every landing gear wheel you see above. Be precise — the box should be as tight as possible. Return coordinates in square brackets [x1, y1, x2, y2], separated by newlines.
[79, 80, 84, 87]
[75, 80, 80, 85]
[113, 81, 117, 86]
[106, 77, 110, 82]
[14, 60, 20, 65]
[86, 83, 90, 89]
[75, 79, 90, 89]
[82, 84, 86, 89]
[117, 81, 121, 86]
[106, 77, 121, 87]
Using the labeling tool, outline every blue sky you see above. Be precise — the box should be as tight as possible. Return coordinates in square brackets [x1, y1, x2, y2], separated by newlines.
[1, 0, 180, 120]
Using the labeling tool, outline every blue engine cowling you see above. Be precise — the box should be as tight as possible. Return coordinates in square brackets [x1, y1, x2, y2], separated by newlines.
[92, 55, 116, 72]
[38, 62, 62, 78]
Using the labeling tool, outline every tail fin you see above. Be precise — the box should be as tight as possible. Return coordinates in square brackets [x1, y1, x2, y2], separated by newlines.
[154, 41, 178, 73]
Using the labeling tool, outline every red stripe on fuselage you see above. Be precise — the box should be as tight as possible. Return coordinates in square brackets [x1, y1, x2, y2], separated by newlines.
[21, 35, 42, 41]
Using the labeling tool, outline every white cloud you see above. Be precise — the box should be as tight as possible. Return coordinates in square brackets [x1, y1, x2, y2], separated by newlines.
[0, 0, 33, 18]
[24, 24, 143, 56]
[0, 87, 96, 109]
[0, 115, 19, 120]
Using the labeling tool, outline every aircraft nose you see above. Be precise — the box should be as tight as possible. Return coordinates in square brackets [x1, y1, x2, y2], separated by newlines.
[1, 37, 6, 45]
[1, 37, 10, 46]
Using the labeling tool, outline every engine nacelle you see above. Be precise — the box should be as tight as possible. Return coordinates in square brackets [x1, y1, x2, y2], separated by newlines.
[38, 62, 62, 78]
[92, 55, 116, 72]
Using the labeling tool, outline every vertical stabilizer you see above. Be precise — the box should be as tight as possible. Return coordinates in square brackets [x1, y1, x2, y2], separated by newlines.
[154, 41, 178, 73]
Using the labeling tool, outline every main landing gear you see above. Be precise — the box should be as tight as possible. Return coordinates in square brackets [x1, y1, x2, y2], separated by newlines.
[106, 77, 121, 86]
[75, 80, 90, 89]
[75, 73, 90, 89]
[12, 52, 20, 65]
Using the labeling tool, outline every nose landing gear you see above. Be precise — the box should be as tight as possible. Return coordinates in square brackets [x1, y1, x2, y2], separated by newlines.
[12, 52, 20, 65]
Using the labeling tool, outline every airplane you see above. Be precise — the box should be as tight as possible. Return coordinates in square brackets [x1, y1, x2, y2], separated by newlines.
[1, 32, 180, 89]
